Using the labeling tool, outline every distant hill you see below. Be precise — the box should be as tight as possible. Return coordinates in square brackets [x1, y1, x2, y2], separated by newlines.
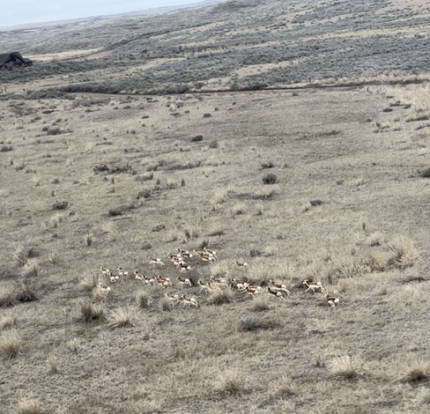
[1, 0, 429, 93]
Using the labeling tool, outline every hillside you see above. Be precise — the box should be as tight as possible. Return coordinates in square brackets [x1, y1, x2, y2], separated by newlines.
[1, 1, 430, 413]
[1, 0, 430, 94]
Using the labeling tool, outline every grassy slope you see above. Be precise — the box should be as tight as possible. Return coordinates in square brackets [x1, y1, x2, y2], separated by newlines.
[0, 83, 429, 413]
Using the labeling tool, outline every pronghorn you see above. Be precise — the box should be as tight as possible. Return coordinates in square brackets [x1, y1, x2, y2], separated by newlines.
[204, 246, 217, 257]
[180, 294, 199, 308]
[101, 266, 111, 277]
[210, 275, 227, 285]
[156, 275, 172, 288]
[231, 278, 249, 291]
[322, 288, 340, 308]
[193, 249, 205, 257]
[170, 257, 184, 267]
[200, 253, 216, 263]
[236, 260, 249, 268]
[268, 280, 291, 296]
[198, 280, 214, 294]
[177, 276, 193, 287]
[109, 271, 120, 283]
[164, 293, 180, 306]
[149, 256, 165, 266]
[134, 271, 155, 284]
[118, 267, 129, 278]
[246, 285, 262, 297]
[267, 286, 286, 301]
[303, 280, 323, 293]
[177, 248, 193, 258]
[179, 263, 191, 273]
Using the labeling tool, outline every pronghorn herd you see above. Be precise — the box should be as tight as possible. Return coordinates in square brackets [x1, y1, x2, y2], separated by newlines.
[98, 246, 341, 309]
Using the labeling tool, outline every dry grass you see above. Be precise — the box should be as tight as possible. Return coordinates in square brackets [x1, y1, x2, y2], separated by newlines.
[48, 248, 60, 265]
[272, 374, 295, 397]
[0, 330, 22, 359]
[50, 212, 66, 228]
[300, 201, 312, 213]
[207, 287, 232, 305]
[21, 259, 40, 278]
[389, 236, 419, 268]
[0, 284, 17, 307]
[263, 245, 278, 257]
[354, 176, 365, 186]
[160, 296, 173, 311]
[48, 356, 60, 374]
[78, 300, 105, 323]
[329, 355, 362, 379]
[102, 221, 119, 241]
[232, 202, 247, 215]
[250, 295, 270, 311]
[368, 250, 391, 272]
[207, 225, 225, 237]
[0, 47, 429, 412]
[13, 245, 29, 266]
[80, 274, 101, 291]
[136, 290, 149, 309]
[212, 190, 227, 205]
[216, 368, 246, 394]
[366, 231, 385, 246]
[402, 360, 430, 383]
[107, 307, 135, 328]
[66, 339, 80, 354]
[0, 312, 17, 329]
[84, 232, 94, 246]
[18, 398, 43, 414]
[92, 284, 110, 302]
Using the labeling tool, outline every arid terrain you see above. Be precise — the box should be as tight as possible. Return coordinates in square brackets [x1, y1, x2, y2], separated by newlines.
[1, 0, 430, 413]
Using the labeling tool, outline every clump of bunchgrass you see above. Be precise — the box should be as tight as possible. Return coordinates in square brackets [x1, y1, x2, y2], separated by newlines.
[136, 290, 149, 309]
[366, 231, 385, 246]
[232, 203, 247, 215]
[21, 259, 39, 278]
[368, 251, 391, 272]
[401, 360, 430, 383]
[48, 356, 60, 374]
[160, 296, 172, 311]
[107, 307, 135, 328]
[0, 284, 17, 307]
[78, 300, 105, 323]
[0, 330, 22, 359]
[250, 295, 270, 312]
[329, 355, 362, 379]
[50, 212, 66, 228]
[102, 222, 119, 241]
[389, 236, 419, 268]
[216, 368, 246, 394]
[18, 398, 43, 414]
[207, 287, 232, 305]
[0, 312, 17, 329]
[272, 374, 295, 397]
[80, 274, 101, 291]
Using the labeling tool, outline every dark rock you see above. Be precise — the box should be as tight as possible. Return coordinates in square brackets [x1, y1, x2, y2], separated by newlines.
[141, 242, 152, 250]
[310, 199, 323, 206]
[137, 190, 151, 199]
[53, 201, 68, 210]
